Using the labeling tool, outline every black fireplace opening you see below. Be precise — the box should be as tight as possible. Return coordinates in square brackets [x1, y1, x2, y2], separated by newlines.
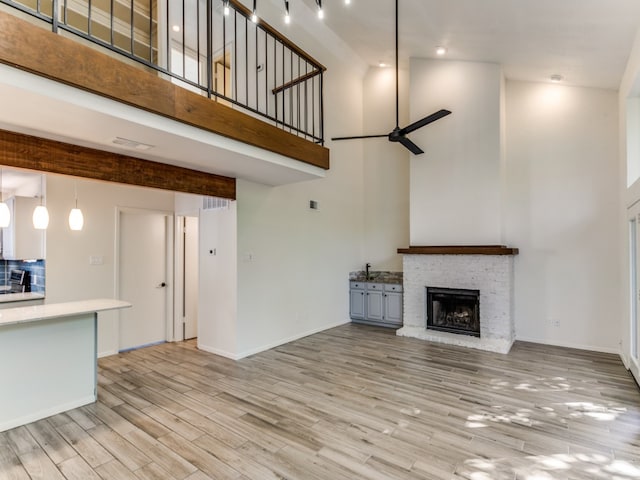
[426, 287, 480, 337]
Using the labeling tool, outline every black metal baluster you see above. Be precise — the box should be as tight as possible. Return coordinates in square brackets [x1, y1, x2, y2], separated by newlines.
[245, 15, 248, 108]
[130, 0, 134, 54]
[206, 0, 212, 98]
[320, 70, 324, 144]
[149, 0, 153, 62]
[233, 9, 237, 102]
[254, 17, 258, 111]
[181, 0, 185, 79]
[88, 0, 92, 36]
[196, 0, 201, 86]
[289, 48, 292, 132]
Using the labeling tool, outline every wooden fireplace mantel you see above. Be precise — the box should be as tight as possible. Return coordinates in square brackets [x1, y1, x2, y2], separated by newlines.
[397, 245, 519, 256]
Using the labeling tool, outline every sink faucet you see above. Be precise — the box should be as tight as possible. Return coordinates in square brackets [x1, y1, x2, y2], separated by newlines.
[365, 263, 371, 280]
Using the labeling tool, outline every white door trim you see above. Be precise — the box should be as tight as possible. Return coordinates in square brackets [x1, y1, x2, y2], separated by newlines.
[627, 205, 640, 383]
[115, 207, 175, 346]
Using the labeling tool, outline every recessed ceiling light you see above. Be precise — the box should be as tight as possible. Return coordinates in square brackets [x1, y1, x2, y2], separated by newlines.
[435, 46, 447, 56]
[172, 25, 180, 32]
[550, 74, 564, 83]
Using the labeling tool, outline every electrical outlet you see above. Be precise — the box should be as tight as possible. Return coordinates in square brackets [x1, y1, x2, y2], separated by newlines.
[550, 318, 560, 327]
[89, 255, 104, 265]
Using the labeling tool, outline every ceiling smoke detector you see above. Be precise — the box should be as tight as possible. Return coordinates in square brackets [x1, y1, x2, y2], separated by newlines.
[111, 137, 155, 151]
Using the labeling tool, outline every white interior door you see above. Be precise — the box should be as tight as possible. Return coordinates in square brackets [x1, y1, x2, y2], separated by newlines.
[183, 216, 199, 340]
[628, 204, 640, 383]
[119, 210, 168, 352]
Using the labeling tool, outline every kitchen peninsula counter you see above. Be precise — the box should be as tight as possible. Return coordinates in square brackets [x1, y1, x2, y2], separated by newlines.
[0, 299, 131, 432]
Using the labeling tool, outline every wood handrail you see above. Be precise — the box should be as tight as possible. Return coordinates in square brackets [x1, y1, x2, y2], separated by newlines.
[272, 69, 322, 95]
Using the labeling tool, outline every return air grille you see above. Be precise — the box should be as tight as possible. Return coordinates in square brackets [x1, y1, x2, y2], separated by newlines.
[202, 197, 229, 211]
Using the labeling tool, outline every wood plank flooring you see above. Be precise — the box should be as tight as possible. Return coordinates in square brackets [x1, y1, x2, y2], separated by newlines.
[1, 324, 640, 479]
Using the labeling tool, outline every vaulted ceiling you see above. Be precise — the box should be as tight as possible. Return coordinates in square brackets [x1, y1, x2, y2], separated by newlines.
[298, 0, 640, 90]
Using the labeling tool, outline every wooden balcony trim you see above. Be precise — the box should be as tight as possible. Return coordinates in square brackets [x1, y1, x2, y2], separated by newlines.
[0, 11, 330, 170]
[397, 246, 519, 256]
[0, 129, 237, 199]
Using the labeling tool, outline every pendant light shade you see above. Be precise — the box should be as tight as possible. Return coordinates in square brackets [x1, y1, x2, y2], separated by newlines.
[33, 174, 48, 230]
[69, 181, 84, 231]
[0, 169, 9, 228]
[33, 205, 49, 230]
[69, 208, 84, 231]
[0, 201, 10, 228]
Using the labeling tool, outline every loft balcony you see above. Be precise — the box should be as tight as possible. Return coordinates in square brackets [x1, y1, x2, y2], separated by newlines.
[0, 0, 329, 195]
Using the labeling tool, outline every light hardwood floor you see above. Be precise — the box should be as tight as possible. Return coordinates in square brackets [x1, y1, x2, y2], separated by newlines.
[1, 324, 640, 479]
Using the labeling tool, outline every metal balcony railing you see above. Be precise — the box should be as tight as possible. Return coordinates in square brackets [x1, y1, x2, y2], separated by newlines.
[1, 0, 325, 145]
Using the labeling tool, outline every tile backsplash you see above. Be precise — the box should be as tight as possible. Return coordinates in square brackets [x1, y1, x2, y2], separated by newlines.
[0, 259, 45, 294]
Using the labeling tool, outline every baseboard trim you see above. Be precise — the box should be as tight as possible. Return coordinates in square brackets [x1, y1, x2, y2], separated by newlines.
[0, 395, 96, 433]
[234, 320, 351, 360]
[515, 336, 620, 355]
[197, 320, 351, 361]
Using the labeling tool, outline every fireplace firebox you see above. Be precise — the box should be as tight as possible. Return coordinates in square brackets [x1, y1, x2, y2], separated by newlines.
[426, 287, 480, 337]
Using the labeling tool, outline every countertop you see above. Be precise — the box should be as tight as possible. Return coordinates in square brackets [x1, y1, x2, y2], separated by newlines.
[0, 292, 45, 304]
[349, 271, 403, 284]
[0, 299, 132, 327]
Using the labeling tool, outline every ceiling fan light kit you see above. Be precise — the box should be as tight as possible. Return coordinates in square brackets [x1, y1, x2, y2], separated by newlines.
[332, 0, 452, 155]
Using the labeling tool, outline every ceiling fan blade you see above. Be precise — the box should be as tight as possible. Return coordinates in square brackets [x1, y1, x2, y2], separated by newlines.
[331, 134, 389, 141]
[398, 136, 424, 155]
[398, 109, 452, 136]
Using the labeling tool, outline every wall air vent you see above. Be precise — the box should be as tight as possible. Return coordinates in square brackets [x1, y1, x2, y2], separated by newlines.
[110, 137, 155, 151]
[202, 197, 230, 211]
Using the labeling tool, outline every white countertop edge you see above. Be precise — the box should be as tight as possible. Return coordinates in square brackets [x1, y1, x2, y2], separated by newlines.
[0, 299, 132, 327]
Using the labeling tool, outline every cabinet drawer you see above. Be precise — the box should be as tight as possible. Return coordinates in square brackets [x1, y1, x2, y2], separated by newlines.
[367, 283, 385, 290]
[350, 282, 365, 290]
[384, 284, 403, 293]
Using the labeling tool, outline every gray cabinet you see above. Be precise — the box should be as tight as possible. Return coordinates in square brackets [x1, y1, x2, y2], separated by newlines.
[384, 284, 403, 325]
[349, 282, 366, 320]
[350, 281, 403, 327]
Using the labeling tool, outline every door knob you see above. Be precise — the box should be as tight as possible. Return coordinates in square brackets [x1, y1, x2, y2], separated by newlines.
[157, 282, 167, 288]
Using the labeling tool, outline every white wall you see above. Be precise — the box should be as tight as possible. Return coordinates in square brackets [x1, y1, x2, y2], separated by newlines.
[362, 66, 410, 271]
[505, 80, 620, 352]
[409, 59, 504, 245]
[198, 203, 238, 357]
[45, 175, 175, 356]
[192, 4, 367, 358]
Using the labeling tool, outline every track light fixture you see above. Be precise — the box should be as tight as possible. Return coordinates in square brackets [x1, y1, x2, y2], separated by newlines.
[284, 0, 290, 24]
[251, 0, 258, 22]
[316, 0, 324, 19]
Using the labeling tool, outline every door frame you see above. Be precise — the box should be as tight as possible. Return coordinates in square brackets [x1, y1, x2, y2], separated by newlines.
[627, 201, 640, 383]
[173, 215, 199, 341]
[115, 207, 175, 345]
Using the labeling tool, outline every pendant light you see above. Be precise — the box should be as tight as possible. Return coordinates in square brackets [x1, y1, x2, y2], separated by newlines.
[0, 169, 10, 228]
[68, 181, 84, 231]
[32, 175, 49, 230]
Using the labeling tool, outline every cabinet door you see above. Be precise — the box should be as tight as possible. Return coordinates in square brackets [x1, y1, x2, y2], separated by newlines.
[350, 289, 366, 319]
[384, 292, 403, 325]
[366, 290, 384, 321]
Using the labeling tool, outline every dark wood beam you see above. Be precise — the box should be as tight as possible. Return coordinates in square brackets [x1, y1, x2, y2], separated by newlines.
[397, 246, 519, 256]
[0, 11, 329, 170]
[0, 129, 236, 199]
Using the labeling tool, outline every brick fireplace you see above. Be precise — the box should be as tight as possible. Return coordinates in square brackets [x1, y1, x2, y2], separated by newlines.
[396, 246, 518, 354]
